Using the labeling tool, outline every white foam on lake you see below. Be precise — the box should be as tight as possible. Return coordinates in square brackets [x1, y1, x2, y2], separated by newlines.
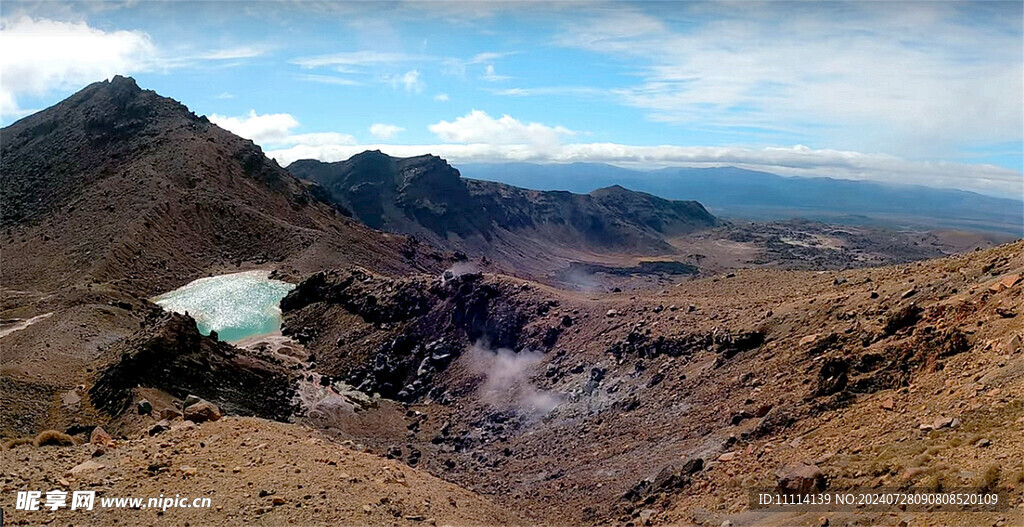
[152, 270, 295, 343]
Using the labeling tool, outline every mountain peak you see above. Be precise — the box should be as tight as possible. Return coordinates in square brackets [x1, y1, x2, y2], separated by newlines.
[69, 75, 149, 108]
[107, 74, 141, 91]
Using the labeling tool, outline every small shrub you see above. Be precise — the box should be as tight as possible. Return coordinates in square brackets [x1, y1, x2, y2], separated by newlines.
[33, 430, 75, 447]
[975, 464, 1000, 493]
[923, 471, 947, 492]
[1005, 469, 1024, 490]
[908, 453, 931, 468]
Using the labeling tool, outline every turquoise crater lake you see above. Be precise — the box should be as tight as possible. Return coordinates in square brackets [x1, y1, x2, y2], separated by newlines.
[152, 270, 295, 342]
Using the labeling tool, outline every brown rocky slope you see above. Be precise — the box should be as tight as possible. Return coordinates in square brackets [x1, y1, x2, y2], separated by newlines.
[279, 241, 1023, 526]
[1, 417, 520, 526]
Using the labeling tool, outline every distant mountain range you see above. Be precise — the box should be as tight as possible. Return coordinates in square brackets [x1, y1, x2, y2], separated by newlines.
[459, 163, 1024, 237]
[288, 153, 720, 268]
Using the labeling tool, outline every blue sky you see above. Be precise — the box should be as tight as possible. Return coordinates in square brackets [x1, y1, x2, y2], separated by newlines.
[1, 1, 1021, 197]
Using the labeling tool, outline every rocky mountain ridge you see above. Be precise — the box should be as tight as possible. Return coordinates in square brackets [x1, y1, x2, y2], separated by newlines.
[288, 152, 721, 269]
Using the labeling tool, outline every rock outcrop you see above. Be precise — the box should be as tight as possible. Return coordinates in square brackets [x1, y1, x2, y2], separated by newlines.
[89, 311, 298, 421]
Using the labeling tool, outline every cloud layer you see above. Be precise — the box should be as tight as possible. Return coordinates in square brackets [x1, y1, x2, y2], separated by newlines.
[257, 110, 1021, 197]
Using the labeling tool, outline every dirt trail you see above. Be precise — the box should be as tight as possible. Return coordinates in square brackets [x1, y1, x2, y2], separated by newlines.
[0, 312, 53, 338]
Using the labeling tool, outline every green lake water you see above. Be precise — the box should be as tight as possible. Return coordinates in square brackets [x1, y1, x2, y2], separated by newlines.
[152, 270, 295, 342]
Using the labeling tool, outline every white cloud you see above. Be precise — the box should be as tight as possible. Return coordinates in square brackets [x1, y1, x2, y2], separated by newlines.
[428, 110, 575, 147]
[197, 46, 266, 60]
[555, 3, 1024, 156]
[470, 52, 509, 63]
[482, 64, 509, 82]
[209, 109, 300, 144]
[292, 51, 429, 92]
[494, 86, 606, 98]
[207, 109, 356, 151]
[284, 132, 357, 147]
[442, 50, 514, 79]
[0, 16, 270, 118]
[386, 69, 424, 93]
[0, 16, 157, 117]
[434, 93, 450, 102]
[369, 123, 405, 140]
[294, 74, 361, 86]
[215, 92, 235, 99]
[291, 51, 423, 69]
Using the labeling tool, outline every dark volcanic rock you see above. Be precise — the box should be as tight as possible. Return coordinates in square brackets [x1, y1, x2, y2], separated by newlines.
[281, 268, 431, 323]
[883, 303, 923, 335]
[624, 459, 702, 504]
[608, 331, 710, 360]
[283, 268, 543, 402]
[715, 330, 766, 361]
[749, 404, 800, 439]
[89, 311, 298, 421]
[813, 357, 849, 397]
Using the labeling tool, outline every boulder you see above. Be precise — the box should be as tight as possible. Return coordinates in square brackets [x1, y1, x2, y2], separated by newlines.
[777, 463, 827, 494]
[813, 358, 849, 397]
[89, 426, 113, 447]
[990, 273, 1022, 293]
[136, 398, 152, 415]
[681, 457, 704, 475]
[67, 460, 105, 477]
[183, 400, 221, 423]
[62, 390, 82, 407]
[1004, 334, 1022, 354]
[652, 464, 690, 491]
[752, 405, 797, 438]
[149, 419, 170, 436]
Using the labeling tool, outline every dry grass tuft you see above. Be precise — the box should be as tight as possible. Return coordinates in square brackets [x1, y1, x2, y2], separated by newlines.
[2, 437, 34, 450]
[33, 430, 75, 447]
[974, 464, 1000, 493]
